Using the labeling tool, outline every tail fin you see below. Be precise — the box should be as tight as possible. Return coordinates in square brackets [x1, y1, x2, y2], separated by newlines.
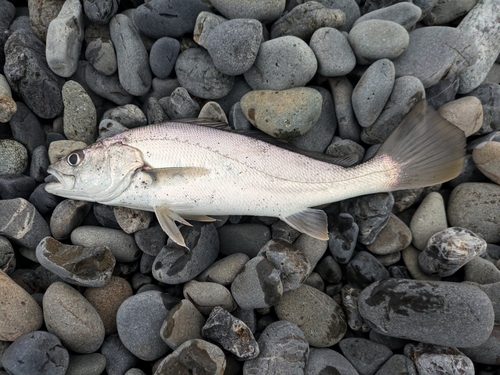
[375, 100, 466, 190]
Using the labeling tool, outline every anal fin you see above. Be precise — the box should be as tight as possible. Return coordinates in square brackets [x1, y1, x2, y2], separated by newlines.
[154, 206, 192, 248]
[282, 208, 328, 241]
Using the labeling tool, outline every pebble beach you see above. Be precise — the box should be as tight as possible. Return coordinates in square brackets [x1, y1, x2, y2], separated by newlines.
[1, 0, 500, 374]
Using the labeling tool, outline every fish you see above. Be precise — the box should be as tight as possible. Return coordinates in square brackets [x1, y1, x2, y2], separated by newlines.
[45, 100, 466, 247]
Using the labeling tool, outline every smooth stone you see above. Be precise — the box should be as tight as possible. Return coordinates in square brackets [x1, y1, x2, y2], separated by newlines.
[457, 1, 500, 94]
[116, 290, 173, 361]
[484, 62, 500, 84]
[83, 0, 119, 24]
[46, 0, 84, 77]
[85, 64, 133, 105]
[0, 270, 43, 341]
[310, 27, 356, 77]
[464, 256, 500, 284]
[366, 214, 412, 255]
[134, 225, 167, 256]
[354, 2, 421, 30]
[133, 0, 210, 39]
[92, 204, 120, 229]
[315, 255, 342, 284]
[1, 331, 69, 375]
[215, 75, 253, 116]
[160, 299, 206, 350]
[149, 37, 180, 79]
[0, 174, 37, 200]
[47, 140, 87, 164]
[303, 272, 324, 291]
[426, 75, 460, 109]
[100, 334, 139, 375]
[423, 0, 477, 25]
[328, 77, 361, 142]
[29, 183, 61, 215]
[209, 0, 285, 23]
[43, 282, 105, 353]
[271, 219, 301, 243]
[375, 354, 417, 375]
[0, 236, 15, 273]
[439, 96, 483, 136]
[448, 183, 500, 242]
[218, 224, 271, 257]
[198, 101, 228, 123]
[392, 185, 440, 214]
[193, 11, 227, 48]
[393, 26, 478, 88]
[71, 226, 141, 263]
[101, 104, 147, 129]
[202, 306, 259, 360]
[305, 348, 359, 375]
[154, 339, 226, 375]
[419, 227, 487, 277]
[152, 224, 219, 284]
[244, 36, 317, 90]
[401, 245, 441, 282]
[275, 283, 347, 347]
[66, 353, 107, 375]
[270, 2, 345, 40]
[85, 38, 117, 76]
[113, 207, 153, 234]
[342, 284, 369, 332]
[358, 278, 494, 347]
[0, 74, 16, 122]
[30, 145, 50, 182]
[159, 87, 200, 119]
[346, 251, 390, 289]
[241, 87, 322, 139]
[467, 83, 500, 134]
[183, 280, 236, 315]
[50, 199, 92, 240]
[84, 276, 133, 335]
[27, 0, 62, 41]
[0, 140, 28, 175]
[4, 29, 64, 118]
[405, 343, 474, 375]
[231, 255, 283, 310]
[198, 253, 249, 286]
[145, 97, 168, 124]
[205, 18, 262, 76]
[349, 20, 409, 64]
[328, 213, 358, 264]
[243, 321, 309, 375]
[339, 338, 393, 375]
[9, 101, 45, 155]
[69, 60, 105, 107]
[460, 325, 500, 365]
[327, 137, 364, 165]
[110, 14, 151, 96]
[369, 329, 411, 351]
[410, 192, 448, 251]
[473, 141, 500, 184]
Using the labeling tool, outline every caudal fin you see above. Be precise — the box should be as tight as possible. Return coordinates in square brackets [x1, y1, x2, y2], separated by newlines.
[375, 100, 466, 190]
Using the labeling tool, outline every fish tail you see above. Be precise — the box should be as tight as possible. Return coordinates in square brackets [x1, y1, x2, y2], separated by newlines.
[373, 100, 466, 190]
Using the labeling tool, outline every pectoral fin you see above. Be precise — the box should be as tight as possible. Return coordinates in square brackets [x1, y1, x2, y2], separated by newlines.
[181, 215, 217, 222]
[282, 208, 328, 241]
[154, 205, 192, 248]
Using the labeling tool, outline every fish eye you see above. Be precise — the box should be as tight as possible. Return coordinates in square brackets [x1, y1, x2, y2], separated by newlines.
[66, 150, 84, 166]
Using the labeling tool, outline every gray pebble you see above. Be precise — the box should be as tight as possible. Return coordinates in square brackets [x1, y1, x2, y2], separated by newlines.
[100, 334, 139, 375]
[66, 353, 107, 375]
[244, 36, 317, 90]
[328, 76, 361, 142]
[62, 80, 96, 144]
[144, 96, 168, 124]
[152, 223, 219, 284]
[309, 0, 360, 31]
[29, 183, 61, 215]
[9, 101, 45, 154]
[30, 145, 50, 182]
[329, 213, 358, 264]
[342, 284, 370, 332]
[405, 343, 474, 375]
[110, 14, 151, 96]
[198, 252, 249, 286]
[423, 0, 477, 25]
[243, 320, 309, 375]
[116, 290, 171, 361]
[339, 338, 393, 375]
[472, 282, 500, 325]
[85, 38, 117, 76]
[358, 278, 495, 347]
[113, 207, 153, 234]
[1, 331, 69, 375]
[0, 140, 28, 175]
[310, 27, 356, 77]
[305, 347, 359, 375]
[160, 299, 205, 350]
[49, 199, 92, 240]
[326, 137, 365, 166]
[293, 232, 328, 269]
[352, 58, 395, 127]
[198, 101, 228, 123]
[354, 2, 422, 31]
[401, 245, 441, 282]
[209, 0, 285, 23]
[83, 0, 119, 25]
[215, 75, 253, 115]
[97, 119, 127, 140]
[346, 251, 390, 289]
[92, 203, 121, 229]
[206, 18, 262, 76]
[160, 87, 200, 119]
[193, 11, 227, 48]
[149, 37, 180, 79]
[315, 255, 342, 284]
[85, 63, 133, 105]
[124, 369, 146, 375]
[0, 236, 15, 273]
[426, 75, 460, 110]
[70, 226, 141, 263]
[376, 251, 401, 267]
[468, 83, 500, 134]
[0, 74, 16, 123]
[460, 325, 500, 365]
[0, 174, 37, 200]
[366, 214, 412, 255]
[175, 47, 234, 99]
[271, 219, 301, 243]
[374, 354, 417, 375]
[304, 272, 325, 291]
[464, 256, 500, 284]
[370, 330, 410, 352]
[134, 225, 167, 256]
[202, 306, 259, 360]
[102, 104, 147, 129]
[184, 280, 236, 315]
[70, 60, 105, 107]
[43, 282, 105, 353]
[218, 223, 271, 257]
[410, 191, 448, 251]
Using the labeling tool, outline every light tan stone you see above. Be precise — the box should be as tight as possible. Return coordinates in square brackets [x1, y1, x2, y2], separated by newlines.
[438, 96, 483, 136]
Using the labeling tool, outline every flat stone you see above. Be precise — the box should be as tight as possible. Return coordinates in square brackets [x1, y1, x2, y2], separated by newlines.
[161, 299, 205, 350]
[209, 0, 285, 23]
[50, 199, 92, 240]
[353, 2, 422, 31]
[198, 252, 249, 286]
[183, 280, 236, 315]
[473, 141, 500, 184]
[410, 192, 448, 250]
[310, 27, 356, 77]
[339, 338, 393, 375]
[366, 213, 412, 255]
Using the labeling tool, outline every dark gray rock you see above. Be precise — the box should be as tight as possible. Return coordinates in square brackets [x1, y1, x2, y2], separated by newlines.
[145, 96, 168, 124]
[346, 251, 390, 289]
[405, 343, 474, 375]
[209, 0, 285, 23]
[0, 0, 15, 70]
[30, 145, 50, 182]
[375, 354, 416, 375]
[100, 334, 139, 375]
[354, 2, 421, 31]
[92, 203, 120, 229]
[29, 183, 61, 215]
[315, 255, 342, 284]
[244, 320, 309, 375]
[66, 353, 107, 375]
[305, 348, 359, 375]
[310, 27, 356, 77]
[101, 104, 147, 129]
[69, 60, 105, 107]
[159, 87, 200, 119]
[9, 102, 45, 154]
[460, 325, 500, 366]
[83, 0, 119, 25]
[339, 338, 393, 375]
[328, 76, 361, 142]
[85, 63, 133, 105]
[358, 278, 495, 347]
[134, 225, 167, 256]
[1, 331, 69, 375]
[215, 75, 252, 115]
[468, 83, 500, 134]
[49, 199, 92, 240]
[0, 174, 37, 200]
[149, 37, 180, 79]
[329, 213, 358, 264]
[218, 223, 271, 257]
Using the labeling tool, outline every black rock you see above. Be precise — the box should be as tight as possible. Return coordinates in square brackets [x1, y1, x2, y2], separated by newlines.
[9, 102, 45, 154]
[346, 251, 390, 289]
[329, 213, 359, 264]
[29, 183, 62, 215]
[0, 174, 37, 200]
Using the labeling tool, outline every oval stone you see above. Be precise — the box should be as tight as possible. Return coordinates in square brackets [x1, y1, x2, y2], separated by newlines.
[473, 141, 500, 185]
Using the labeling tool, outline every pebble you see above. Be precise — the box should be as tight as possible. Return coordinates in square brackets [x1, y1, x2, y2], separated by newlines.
[43, 281, 105, 353]
[460, 325, 500, 365]
[304, 272, 325, 291]
[405, 343, 474, 375]
[4, 29, 64, 118]
[0, 174, 37, 201]
[92, 204, 121, 229]
[205, 18, 262, 76]
[160, 299, 205, 350]
[457, 0, 500, 94]
[218, 223, 271, 257]
[84, 63, 133, 105]
[198, 101, 228, 123]
[149, 37, 180, 79]
[83, 0, 119, 25]
[339, 338, 393, 375]
[100, 333, 139, 375]
[183, 280, 236, 315]
[468, 83, 500, 134]
[0, 236, 15, 273]
[159, 87, 200, 119]
[193, 11, 227, 48]
[0, 74, 16, 122]
[9, 102, 45, 155]
[464, 256, 500, 284]
[154, 339, 226, 375]
[358, 278, 494, 347]
[375, 354, 417, 375]
[270, 2, 345, 40]
[71, 226, 142, 263]
[84, 276, 133, 335]
[346, 251, 390, 289]
[354, 2, 422, 31]
[66, 353, 107, 375]
[0, 140, 28, 175]
[145, 97, 168, 124]
[423, 0, 477, 25]
[29, 183, 61, 215]
[315, 255, 342, 284]
[329, 213, 358, 264]
[62, 80, 96, 143]
[0, 270, 43, 341]
[202, 306, 259, 360]
[393, 26, 478, 88]
[49, 199, 92, 240]
[438, 96, 483, 136]
[426, 75, 460, 109]
[116, 290, 173, 361]
[448, 183, 500, 243]
[243, 320, 309, 375]
[152, 223, 219, 284]
[1, 331, 69, 375]
[113, 206, 153, 234]
[419, 227, 487, 277]
[26, 0, 60, 41]
[110, 14, 151, 96]
[342, 284, 369, 332]
[209, 0, 285, 24]
[275, 283, 347, 347]
[46, 0, 84, 77]
[244, 36, 317, 90]
[401, 245, 441, 282]
[198, 253, 249, 286]
[366, 214, 412, 255]
[305, 348, 359, 375]
[30, 146, 50, 182]
[473, 141, 500, 184]
[85, 37, 117, 76]
[410, 192, 448, 251]
[310, 27, 356, 77]
[134, 225, 167, 256]
[102, 104, 147, 129]
[241, 87, 322, 139]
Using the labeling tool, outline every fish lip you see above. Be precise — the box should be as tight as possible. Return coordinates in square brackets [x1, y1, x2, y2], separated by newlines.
[46, 166, 75, 190]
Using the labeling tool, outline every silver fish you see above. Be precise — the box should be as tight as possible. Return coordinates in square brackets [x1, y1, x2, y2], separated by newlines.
[46, 101, 465, 247]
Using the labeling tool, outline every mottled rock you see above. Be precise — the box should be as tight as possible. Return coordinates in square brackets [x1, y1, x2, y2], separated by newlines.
[0, 73, 16, 122]
[473, 141, 500, 184]
[50, 199, 92, 240]
[0, 140, 28, 175]
[218, 223, 271, 257]
[410, 192, 448, 250]
[66, 353, 107, 375]
[405, 343, 474, 375]
[402, 245, 441, 282]
[83, 0, 119, 25]
[305, 348, 359, 375]
[438, 96, 483, 136]
[85, 64, 133, 105]
[366, 214, 412, 255]
[346, 251, 390, 289]
[198, 253, 249, 286]
[329, 213, 359, 264]
[160, 299, 205, 350]
[159, 87, 200, 119]
[113, 207, 153, 234]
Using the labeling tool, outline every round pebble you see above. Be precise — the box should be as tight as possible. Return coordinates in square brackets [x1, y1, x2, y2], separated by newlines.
[0, 140, 28, 175]
[0, 73, 16, 122]
[401, 245, 441, 282]
[49, 199, 92, 240]
[305, 348, 359, 375]
[438, 96, 483, 137]
[464, 256, 500, 284]
[366, 213, 412, 255]
[197, 252, 249, 286]
[66, 353, 107, 375]
[405, 343, 474, 375]
[160, 299, 205, 350]
[113, 206, 153, 234]
[218, 223, 271, 257]
[100, 333, 139, 375]
[310, 27, 356, 77]
[473, 141, 500, 184]
[83, 0, 119, 25]
[410, 192, 448, 251]
[354, 2, 422, 31]
[183, 280, 236, 315]
[339, 337, 393, 375]
[159, 87, 200, 119]
[209, 0, 285, 23]
[149, 37, 180, 79]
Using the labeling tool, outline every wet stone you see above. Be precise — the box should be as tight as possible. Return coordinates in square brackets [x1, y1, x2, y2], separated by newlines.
[339, 338, 393, 375]
[159, 87, 200, 119]
[36, 237, 115, 288]
[0, 140, 28, 175]
[197, 253, 249, 286]
[342, 284, 369, 332]
[183, 280, 236, 315]
[243, 321, 309, 375]
[329, 213, 358, 264]
[419, 227, 487, 277]
[134, 225, 167, 256]
[50, 199, 92, 240]
[202, 306, 259, 360]
[113, 207, 153, 234]
[405, 343, 474, 375]
[218, 223, 271, 257]
[305, 348, 359, 375]
[160, 299, 205, 350]
[152, 223, 219, 284]
[346, 251, 390, 289]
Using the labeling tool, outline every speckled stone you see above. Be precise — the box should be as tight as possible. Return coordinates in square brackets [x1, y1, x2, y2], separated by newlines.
[473, 141, 500, 185]
[339, 337, 393, 375]
[183, 280, 237, 315]
[405, 343, 474, 375]
[160, 299, 205, 350]
[0, 140, 28, 175]
[366, 213, 412, 255]
[113, 207, 153, 234]
[0, 74, 16, 122]
[305, 348, 359, 375]
[310, 27, 356, 77]
[209, 0, 285, 23]
[354, 2, 422, 31]
[66, 353, 107, 375]
[410, 192, 448, 251]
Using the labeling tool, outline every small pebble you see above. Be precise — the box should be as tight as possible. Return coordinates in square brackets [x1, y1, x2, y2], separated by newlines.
[134, 225, 167, 256]
[438, 96, 483, 136]
[183, 280, 236, 315]
[374, 354, 417, 375]
[339, 337, 393, 375]
[329, 213, 359, 264]
[464, 256, 500, 284]
[0, 140, 28, 175]
[218, 223, 271, 257]
[473, 141, 500, 184]
[149, 37, 180, 79]
[193, 11, 227, 48]
[346, 251, 390, 289]
[410, 192, 448, 250]
[50, 199, 92, 240]
[0, 73, 16, 122]
[401, 245, 441, 282]
[160, 87, 200, 119]
[305, 347, 359, 375]
[113, 206, 153, 234]
[209, 0, 285, 23]
[198, 101, 228, 123]
[329, 76, 361, 142]
[198, 252, 249, 286]
[66, 353, 107, 375]
[160, 299, 205, 350]
[366, 213, 412, 255]
[100, 333, 139, 375]
[354, 2, 421, 31]
[9, 101, 45, 155]
[102, 104, 147, 129]
[405, 343, 474, 375]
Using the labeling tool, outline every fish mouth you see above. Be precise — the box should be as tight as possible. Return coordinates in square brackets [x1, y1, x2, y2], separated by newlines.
[45, 167, 76, 191]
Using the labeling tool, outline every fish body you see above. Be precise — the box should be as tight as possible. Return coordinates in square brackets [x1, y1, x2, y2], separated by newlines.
[46, 101, 466, 247]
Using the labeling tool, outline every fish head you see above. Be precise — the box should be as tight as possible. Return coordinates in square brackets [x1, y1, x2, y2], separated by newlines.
[45, 140, 145, 202]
